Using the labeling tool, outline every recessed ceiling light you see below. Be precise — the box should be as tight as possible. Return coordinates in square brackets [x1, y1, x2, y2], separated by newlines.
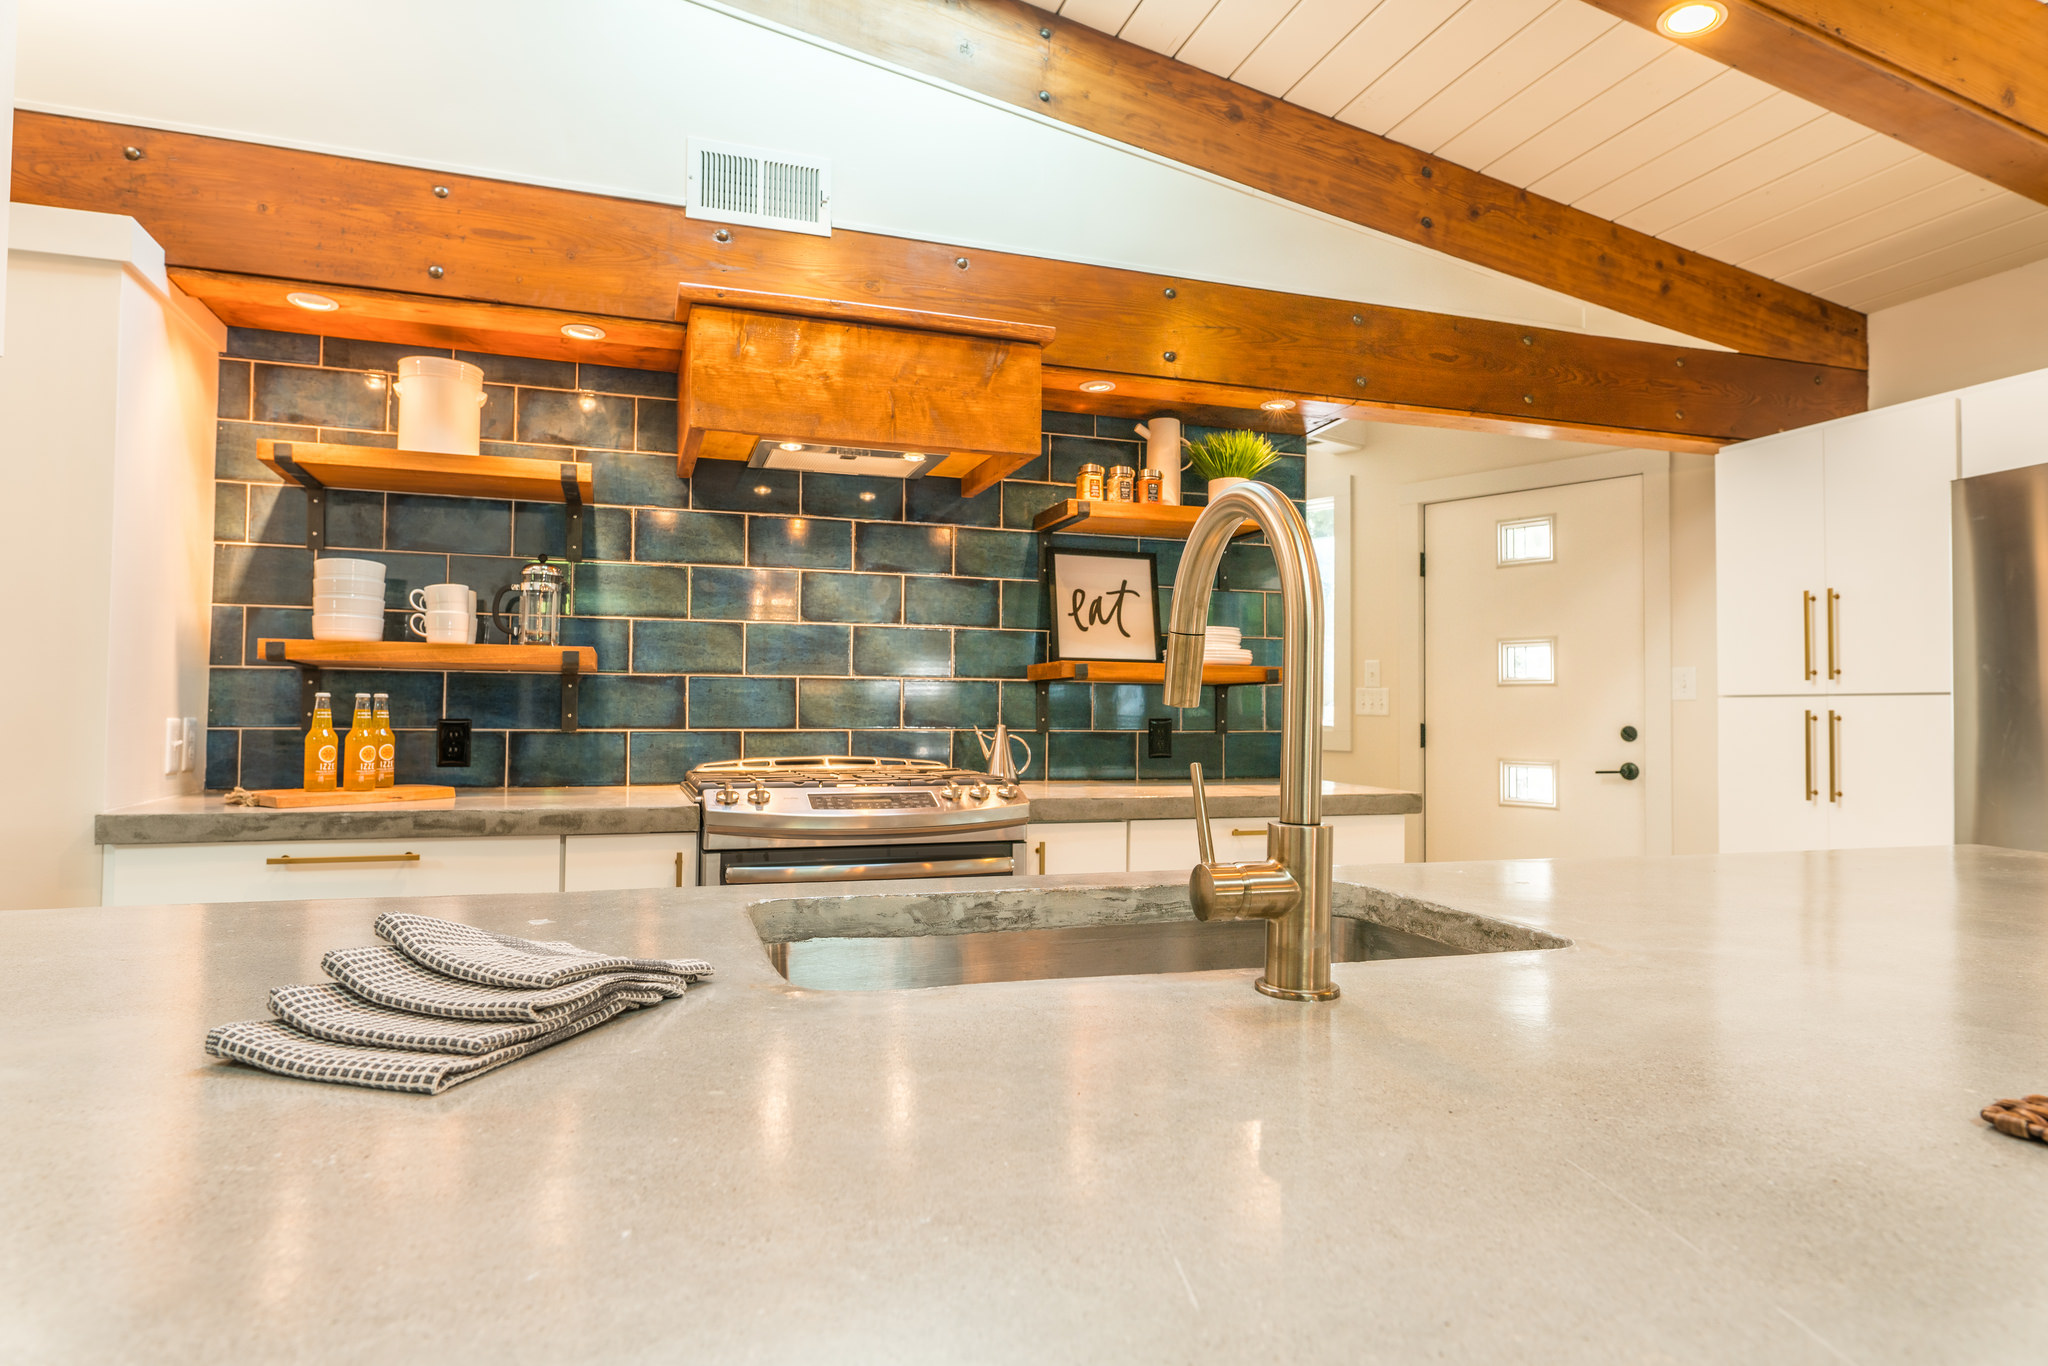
[778, 441, 805, 451]
[1078, 379, 1116, 393]
[1260, 398, 1297, 412]
[1657, 2, 1726, 37]
[902, 452, 924, 462]
[560, 323, 606, 341]
[286, 291, 338, 312]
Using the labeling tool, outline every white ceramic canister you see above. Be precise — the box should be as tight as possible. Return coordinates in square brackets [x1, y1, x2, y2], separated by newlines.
[395, 356, 487, 455]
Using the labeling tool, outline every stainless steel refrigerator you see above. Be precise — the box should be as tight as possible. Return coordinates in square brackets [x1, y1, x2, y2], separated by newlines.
[1955, 463, 2048, 850]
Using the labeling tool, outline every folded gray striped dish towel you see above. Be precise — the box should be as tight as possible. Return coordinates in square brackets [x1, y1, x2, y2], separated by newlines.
[204, 916, 713, 1095]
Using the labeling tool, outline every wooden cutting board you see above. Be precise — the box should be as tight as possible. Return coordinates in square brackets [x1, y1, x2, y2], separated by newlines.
[249, 785, 458, 809]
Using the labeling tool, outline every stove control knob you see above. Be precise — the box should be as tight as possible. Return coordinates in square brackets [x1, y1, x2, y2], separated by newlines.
[941, 781, 961, 801]
[996, 783, 1019, 800]
[746, 780, 771, 806]
[714, 783, 739, 805]
[969, 782, 991, 801]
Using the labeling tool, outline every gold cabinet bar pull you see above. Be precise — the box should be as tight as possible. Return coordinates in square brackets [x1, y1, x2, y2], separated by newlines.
[1229, 828, 1265, 838]
[1034, 841, 1046, 876]
[1826, 589, 1841, 681]
[266, 851, 420, 866]
[1802, 590, 1816, 682]
[675, 851, 685, 888]
[1828, 710, 1842, 803]
[1804, 710, 1817, 802]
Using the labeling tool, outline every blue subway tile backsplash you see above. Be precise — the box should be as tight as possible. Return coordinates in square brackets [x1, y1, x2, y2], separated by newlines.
[203, 328, 1302, 787]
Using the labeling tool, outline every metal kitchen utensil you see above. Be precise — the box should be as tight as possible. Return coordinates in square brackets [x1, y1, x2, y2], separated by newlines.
[974, 723, 1032, 781]
[490, 559, 565, 645]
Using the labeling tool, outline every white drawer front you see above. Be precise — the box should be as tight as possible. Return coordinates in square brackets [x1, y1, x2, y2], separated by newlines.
[563, 833, 700, 891]
[1024, 822, 1128, 876]
[102, 837, 563, 906]
[1130, 814, 1408, 873]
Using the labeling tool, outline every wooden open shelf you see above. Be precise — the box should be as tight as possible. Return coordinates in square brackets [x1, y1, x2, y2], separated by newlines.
[257, 640, 595, 733]
[257, 640, 595, 672]
[1031, 499, 1257, 539]
[257, 440, 593, 503]
[1026, 660, 1278, 685]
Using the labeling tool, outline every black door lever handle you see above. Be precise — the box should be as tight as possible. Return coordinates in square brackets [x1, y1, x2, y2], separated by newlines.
[1595, 763, 1642, 780]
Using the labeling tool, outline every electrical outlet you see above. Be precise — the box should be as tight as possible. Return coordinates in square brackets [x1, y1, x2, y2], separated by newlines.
[162, 717, 184, 776]
[1146, 717, 1173, 758]
[1671, 666, 1698, 701]
[1355, 688, 1389, 716]
[437, 719, 473, 767]
[181, 717, 197, 773]
[1359, 659, 1381, 687]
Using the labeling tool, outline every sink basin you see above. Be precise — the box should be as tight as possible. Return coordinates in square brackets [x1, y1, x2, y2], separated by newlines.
[749, 881, 1566, 992]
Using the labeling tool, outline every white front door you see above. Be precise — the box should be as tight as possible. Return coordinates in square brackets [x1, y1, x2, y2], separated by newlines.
[1424, 476, 1647, 861]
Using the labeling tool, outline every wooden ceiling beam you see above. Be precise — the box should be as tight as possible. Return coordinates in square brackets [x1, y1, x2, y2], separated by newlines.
[1582, 0, 2048, 205]
[9, 111, 1863, 450]
[719, 0, 1863, 370]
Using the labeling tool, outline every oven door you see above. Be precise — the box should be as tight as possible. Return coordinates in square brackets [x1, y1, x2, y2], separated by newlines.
[707, 840, 1018, 886]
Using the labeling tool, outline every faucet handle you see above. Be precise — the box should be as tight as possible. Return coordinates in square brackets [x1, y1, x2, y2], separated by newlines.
[1189, 762, 1216, 863]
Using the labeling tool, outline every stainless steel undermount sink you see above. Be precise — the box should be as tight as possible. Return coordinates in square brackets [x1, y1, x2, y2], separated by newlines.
[748, 881, 1567, 992]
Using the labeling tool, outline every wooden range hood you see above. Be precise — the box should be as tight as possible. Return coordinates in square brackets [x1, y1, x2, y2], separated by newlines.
[675, 284, 1053, 497]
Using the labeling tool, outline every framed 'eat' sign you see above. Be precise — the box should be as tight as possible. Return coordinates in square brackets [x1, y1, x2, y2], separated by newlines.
[1048, 548, 1161, 662]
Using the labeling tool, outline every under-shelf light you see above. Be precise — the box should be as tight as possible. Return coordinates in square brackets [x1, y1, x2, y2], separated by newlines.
[1260, 398, 1296, 412]
[1078, 379, 1116, 393]
[1657, 2, 1727, 37]
[560, 323, 606, 341]
[286, 291, 338, 313]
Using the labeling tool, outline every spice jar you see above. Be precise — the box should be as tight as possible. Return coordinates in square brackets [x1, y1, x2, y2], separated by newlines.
[1107, 465, 1137, 501]
[1076, 463, 1105, 501]
[1139, 468, 1164, 503]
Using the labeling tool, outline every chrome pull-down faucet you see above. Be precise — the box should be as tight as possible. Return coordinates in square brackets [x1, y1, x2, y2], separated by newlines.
[1165, 480, 1337, 1001]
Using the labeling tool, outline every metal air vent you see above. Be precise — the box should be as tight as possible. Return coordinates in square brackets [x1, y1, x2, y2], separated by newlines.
[686, 138, 831, 237]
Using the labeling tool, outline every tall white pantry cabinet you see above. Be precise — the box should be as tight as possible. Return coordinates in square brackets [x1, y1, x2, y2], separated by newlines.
[1716, 397, 1958, 852]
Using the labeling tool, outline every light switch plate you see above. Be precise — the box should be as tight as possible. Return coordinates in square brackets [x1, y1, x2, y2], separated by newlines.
[1359, 659, 1381, 687]
[162, 717, 183, 776]
[181, 717, 198, 773]
[1671, 666, 1698, 701]
[1355, 687, 1389, 716]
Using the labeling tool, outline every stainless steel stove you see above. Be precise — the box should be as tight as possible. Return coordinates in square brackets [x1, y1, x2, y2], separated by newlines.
[681, 756, 1029, 886]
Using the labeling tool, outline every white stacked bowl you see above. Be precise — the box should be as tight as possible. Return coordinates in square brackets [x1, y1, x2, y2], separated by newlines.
[312, 558, 387, 642]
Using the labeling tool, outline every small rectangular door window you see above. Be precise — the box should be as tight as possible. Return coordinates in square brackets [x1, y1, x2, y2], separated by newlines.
[1498, 638, 1557, 685]
[1497, 516, 1555, 565]
[1500, 760, 1559, 808]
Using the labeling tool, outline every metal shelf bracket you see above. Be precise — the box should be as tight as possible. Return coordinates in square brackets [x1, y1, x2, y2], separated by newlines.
[560, 463, 585, 563]
[271, 442, 328, 552]
[560, 650, 581, 732]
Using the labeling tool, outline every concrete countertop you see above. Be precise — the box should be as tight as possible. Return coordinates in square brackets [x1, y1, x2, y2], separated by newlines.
[2, 845, 2042, 1363]
[93, 781, 1420, 846]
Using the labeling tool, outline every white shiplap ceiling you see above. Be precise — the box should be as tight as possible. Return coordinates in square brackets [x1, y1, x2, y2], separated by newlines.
[1054, 0, 2048, 312]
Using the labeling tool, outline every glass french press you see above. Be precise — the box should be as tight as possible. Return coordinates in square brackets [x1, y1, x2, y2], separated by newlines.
[490, 559, 566, 646]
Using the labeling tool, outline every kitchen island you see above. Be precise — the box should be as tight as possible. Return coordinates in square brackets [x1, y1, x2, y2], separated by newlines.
[3, 845, 2041, 1363]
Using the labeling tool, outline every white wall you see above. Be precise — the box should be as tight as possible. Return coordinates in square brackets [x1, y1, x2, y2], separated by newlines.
[1313, 424, 1717, 856]
[0, 206, 221, 909]
[1869, 254, 2048, 407]
[12, 0, 1709, 352]
[2, 0, 17, 348]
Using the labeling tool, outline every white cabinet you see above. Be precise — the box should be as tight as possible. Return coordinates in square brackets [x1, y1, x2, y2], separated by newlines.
[1717, 698, 1835, 852]
[1717, 429, 1828, 697]
[1717, 402, 1955, 697]
[1719, 696, 1952, 852]
[1127, 815, 1407, 872]
[563, 834, 699, 890]
[1822, 402, 1956, 696]
[101, 836, 564, 906]
[1024, 822, 1128, 876]
[1717, 395, 1958, 853]
[1960, 369, 2048, 479]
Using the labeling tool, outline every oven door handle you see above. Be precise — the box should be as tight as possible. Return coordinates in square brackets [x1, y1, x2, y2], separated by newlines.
[724, 856, 1014, 885]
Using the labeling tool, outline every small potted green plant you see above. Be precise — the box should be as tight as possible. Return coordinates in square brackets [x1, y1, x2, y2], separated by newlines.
[1183, 428, 1280, 499]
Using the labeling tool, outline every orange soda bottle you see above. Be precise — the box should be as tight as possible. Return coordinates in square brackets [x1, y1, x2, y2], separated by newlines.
[343, 692, 380, 792]
[302, 692, 339, 791]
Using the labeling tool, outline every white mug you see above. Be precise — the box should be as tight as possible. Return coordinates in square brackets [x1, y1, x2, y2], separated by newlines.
[409, 583, 471, 613]
[409, 609, 471, 644]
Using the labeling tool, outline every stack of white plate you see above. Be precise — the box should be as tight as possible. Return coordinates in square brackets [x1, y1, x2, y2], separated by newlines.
[312, 558, 387, 642]
[1203, 625, 1253, 665]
